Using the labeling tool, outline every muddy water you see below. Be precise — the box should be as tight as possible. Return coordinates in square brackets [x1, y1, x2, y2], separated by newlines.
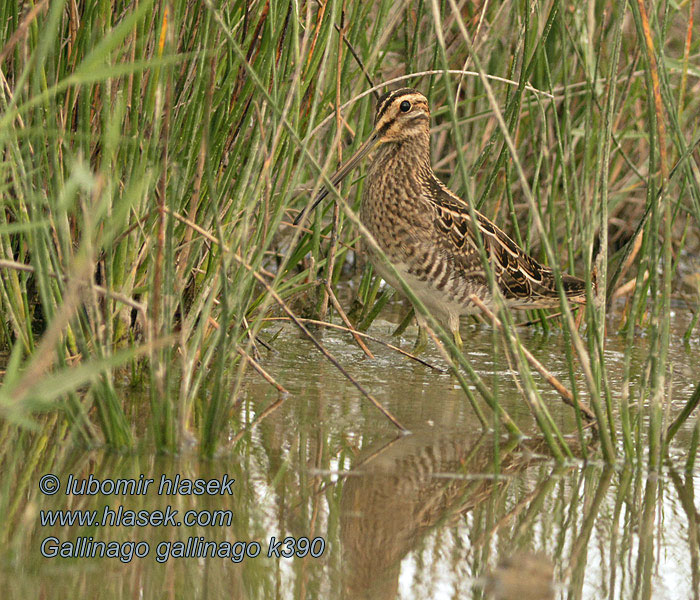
[2, 315, 699, 599]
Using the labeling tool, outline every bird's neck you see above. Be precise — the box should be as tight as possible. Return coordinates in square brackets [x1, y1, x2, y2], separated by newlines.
[369, 131, 432, 182]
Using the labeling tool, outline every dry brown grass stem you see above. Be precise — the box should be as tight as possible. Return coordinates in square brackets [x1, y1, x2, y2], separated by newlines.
[323, 281, 374, 358]
[0, 0, 49, 65]
[263, 316, 446, 373]
[237, 347, 288, 395]
[469, 295, 596, 422]
[164, 207, 408, 432]
[0, 259, 146, 315]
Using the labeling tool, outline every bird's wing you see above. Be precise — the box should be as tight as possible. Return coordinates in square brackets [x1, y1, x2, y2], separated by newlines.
[425, 177, 585, 303]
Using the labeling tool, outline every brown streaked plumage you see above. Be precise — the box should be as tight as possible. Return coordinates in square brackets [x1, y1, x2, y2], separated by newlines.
[300, 88, 587, 346]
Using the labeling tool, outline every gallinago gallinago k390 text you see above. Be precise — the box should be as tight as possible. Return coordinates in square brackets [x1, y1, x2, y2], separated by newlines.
[299, 88, 587, 347]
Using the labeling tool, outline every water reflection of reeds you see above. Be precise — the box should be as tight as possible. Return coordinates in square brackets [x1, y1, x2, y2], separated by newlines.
[1, 423, 698, 598]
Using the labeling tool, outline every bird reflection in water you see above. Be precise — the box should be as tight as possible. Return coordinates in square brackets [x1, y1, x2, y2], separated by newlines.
[339, 432, 556, 599]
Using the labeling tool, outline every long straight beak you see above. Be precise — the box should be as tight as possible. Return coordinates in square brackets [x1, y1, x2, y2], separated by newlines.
[293, 132, 380, 226]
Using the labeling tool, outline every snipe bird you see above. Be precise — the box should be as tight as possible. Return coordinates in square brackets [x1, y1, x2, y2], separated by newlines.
[300, 88, 586, 346]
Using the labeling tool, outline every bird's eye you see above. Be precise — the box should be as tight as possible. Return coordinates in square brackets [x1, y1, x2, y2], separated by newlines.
[400, 100, 411, 112]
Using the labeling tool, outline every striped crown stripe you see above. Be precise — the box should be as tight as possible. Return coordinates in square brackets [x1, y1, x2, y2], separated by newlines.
[374, 88, 419, 123]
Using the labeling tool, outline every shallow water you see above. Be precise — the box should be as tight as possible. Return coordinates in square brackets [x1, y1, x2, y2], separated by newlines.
[2, 312, 699, 599]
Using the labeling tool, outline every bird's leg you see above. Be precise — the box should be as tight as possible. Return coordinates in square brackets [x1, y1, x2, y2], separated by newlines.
[450, 314, 463, 350]
[452, 326, 463, 350]
[392, 306, 415, 337]
[412, 312, 430, 354]
[414, 325, 429, 353]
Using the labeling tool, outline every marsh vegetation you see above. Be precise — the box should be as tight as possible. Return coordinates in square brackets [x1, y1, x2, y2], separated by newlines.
[1, 1, 699, 597]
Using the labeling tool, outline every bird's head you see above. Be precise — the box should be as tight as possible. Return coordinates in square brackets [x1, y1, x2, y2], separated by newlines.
[372, 88, 430, 143]
[294, 88, 431, 225]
